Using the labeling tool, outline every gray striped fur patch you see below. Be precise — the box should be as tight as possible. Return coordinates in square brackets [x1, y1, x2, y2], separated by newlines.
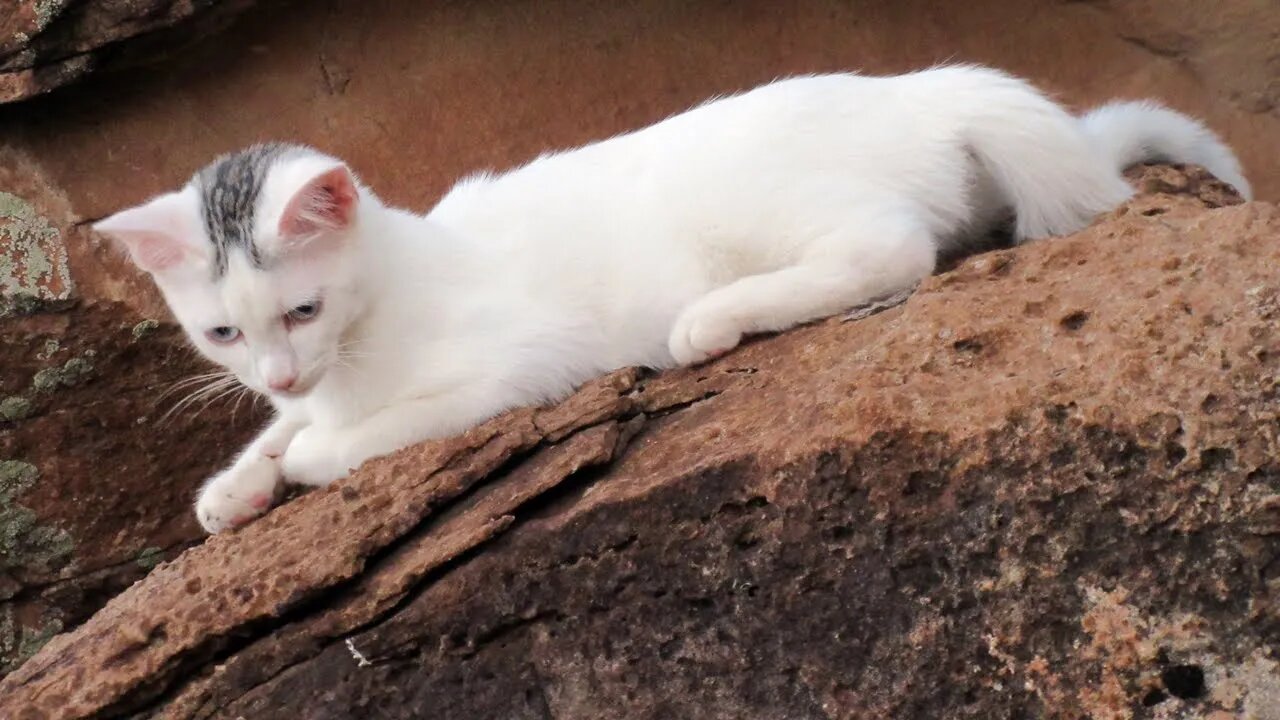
[194, 142, 304, 276]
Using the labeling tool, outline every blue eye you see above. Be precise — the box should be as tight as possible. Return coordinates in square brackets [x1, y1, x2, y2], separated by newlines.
[287, 301, 322, 323]
[206, 326, 241, 344]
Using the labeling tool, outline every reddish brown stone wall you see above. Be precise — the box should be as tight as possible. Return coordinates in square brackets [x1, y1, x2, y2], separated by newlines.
[2, 0, 1278, 317]
[1, 0, 1277, 705]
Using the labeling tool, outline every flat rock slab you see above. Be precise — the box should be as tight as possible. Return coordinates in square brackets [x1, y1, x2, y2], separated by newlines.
[3, 167, 1279, 719]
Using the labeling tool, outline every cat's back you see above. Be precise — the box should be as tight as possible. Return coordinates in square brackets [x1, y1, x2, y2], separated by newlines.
[434, 66, 1011, 206]
[427, 64, 1028, 258]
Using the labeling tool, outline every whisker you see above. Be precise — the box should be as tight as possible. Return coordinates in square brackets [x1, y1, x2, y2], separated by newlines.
[158, 376, 240, 424]
[230, 386, 259, 426]
[334, 356, 371, 381]
[157, 372, 232, 392]
[156, 371, 235, 399]
[165, 379, 237, 414]
[187, 382, 246, 423]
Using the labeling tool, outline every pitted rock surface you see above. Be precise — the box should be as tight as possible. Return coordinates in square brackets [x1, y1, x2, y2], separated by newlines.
[2, 166, 1276, 719]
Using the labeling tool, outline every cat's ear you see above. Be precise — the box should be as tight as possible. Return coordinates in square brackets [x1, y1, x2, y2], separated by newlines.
[276, 164, 359, 246]
[93, 190, 204, 274]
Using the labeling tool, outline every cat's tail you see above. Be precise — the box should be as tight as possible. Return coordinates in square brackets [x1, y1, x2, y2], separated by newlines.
[955, 68, 1136, 242]
[931, 66, 1248, 241]
[1079, 100, 1252, 201]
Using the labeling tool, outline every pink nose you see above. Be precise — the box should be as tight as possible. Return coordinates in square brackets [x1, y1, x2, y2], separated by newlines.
[267, 372, 298, 392]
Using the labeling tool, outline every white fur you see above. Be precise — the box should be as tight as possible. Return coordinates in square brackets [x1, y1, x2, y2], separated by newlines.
[1080, 101, 1252, 200]
[94, 65, 1250, 533]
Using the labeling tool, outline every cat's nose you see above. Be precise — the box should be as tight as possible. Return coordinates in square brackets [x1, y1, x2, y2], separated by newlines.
[266, 371, 299, 392]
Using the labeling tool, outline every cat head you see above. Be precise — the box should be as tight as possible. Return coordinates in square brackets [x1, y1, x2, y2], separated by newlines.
[94, 143, 373, 398]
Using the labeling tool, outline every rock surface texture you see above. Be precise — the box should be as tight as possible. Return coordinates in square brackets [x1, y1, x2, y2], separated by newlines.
[1, 0, 1278, 713]
[0, 0, 256, 103]
[2, 166, 1277, 719]
[0, 145, 264, 676]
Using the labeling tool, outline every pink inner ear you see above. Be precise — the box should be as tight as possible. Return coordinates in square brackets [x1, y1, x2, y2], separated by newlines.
[279, 166, 358, 240]
[92, 193, 199, 274]
[130, 232, 187, 271]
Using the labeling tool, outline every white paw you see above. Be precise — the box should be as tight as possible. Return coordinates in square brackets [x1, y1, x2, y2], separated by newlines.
[196, 455, 281, 534]
[668, 303, 744, 366]
[281, 425, 353, 487]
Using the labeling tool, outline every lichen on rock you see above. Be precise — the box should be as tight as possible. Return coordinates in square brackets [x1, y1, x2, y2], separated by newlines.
[5, 616, 61, 674]
[0, 460, 38, 501]
[130, 319, 159, 340]
[0, 396, 32, 422]
[134, 547, 163, 570]
[0, 460, 74, 576]
[30, 355, 94, 393]
[0, 191, 73, 314]
[1, 604, 64, 675]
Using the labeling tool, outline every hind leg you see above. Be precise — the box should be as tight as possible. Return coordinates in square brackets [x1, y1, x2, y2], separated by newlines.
[668, 213, 936, 365]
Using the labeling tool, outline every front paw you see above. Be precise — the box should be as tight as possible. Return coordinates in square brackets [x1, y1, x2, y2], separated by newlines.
[196, 455, 282, 534]
[281, 426, 353, 487]
[668, 303, 744, 366]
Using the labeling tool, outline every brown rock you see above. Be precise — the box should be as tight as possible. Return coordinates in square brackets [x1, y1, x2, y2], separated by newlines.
[0, 0, 257, 103]
[0, 0, 1277, 709]
[0, 154, 265, 677]
[2, 167, 1276, 718]
[0, 0, 1274, 320]
[0, 0, 1276, 259]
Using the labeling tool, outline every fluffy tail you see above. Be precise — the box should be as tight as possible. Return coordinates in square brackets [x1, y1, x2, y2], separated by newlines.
[951, 66, 1137, 241]
[1080, 101, 1252, 200]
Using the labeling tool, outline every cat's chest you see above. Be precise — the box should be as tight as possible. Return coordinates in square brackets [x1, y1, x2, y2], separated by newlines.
[286, 372, 393, 428]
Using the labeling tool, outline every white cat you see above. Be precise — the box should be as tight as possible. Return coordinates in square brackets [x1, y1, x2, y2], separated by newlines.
[93, 65, 1251, 533]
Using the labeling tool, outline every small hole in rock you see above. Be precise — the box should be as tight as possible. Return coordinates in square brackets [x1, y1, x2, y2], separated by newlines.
[1262, 554, 1280, 583]
[688, 597, 714, 610]
[1060, 311, 1090, 331]
[1162, 664, 1205, 699]
[1045, 404, 1071, 423]
[952, 338, 983, 354]
[1049, 446, 1075, 467]
[1142, 207, 1168, 217]
[1142, 688, 1168, 706]
[1199, 448, 1234, 472]
[733, 530, 760, 549]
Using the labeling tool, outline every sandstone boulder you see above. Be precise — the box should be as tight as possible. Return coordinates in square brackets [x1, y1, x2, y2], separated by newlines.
[1, 1, 1278, 712]
[2, 167, 1276, 719]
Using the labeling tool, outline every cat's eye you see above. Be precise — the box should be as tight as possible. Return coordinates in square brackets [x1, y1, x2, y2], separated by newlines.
[287, 301, 322, 324]
[205, 326, 241, 344]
